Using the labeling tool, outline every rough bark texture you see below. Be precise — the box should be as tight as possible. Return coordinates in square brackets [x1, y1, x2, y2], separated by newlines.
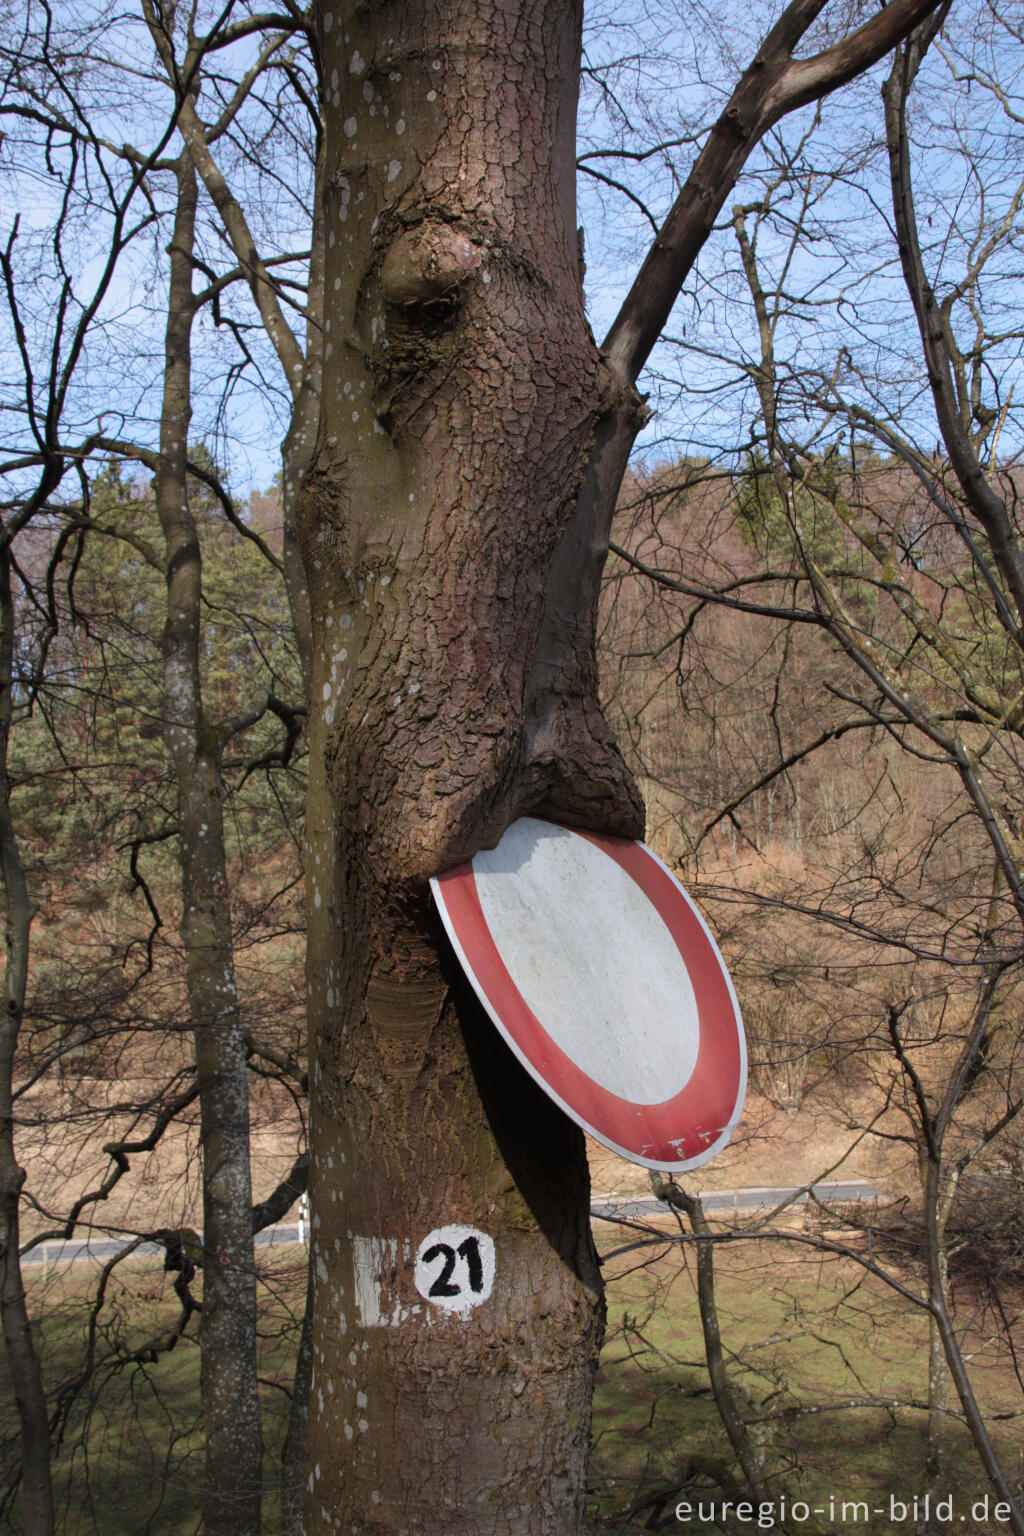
[298, 3, 641, 1531]
[0, 547, 54, 1535]
[277, 130, 325, 696]
[282, 1264, 316, 1536]
[154, 154, 263, 1536]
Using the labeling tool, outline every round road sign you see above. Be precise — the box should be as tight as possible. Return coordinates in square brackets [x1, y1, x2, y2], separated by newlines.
[430, 817, 746, 1172]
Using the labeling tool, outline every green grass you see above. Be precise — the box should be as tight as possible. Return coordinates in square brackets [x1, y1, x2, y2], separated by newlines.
[589, 1215, 1024, 1533]
[3, 1226, 1022, 1533]
[2, 1248, 306, 1536]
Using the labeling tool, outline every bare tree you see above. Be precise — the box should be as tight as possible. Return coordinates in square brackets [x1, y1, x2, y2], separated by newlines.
[600, 4, 1024, 1525]
[1, 6, 314, 1527]
[0, 542, 52, 1536]
[0, 13, 192, 1527]
[301, 0, 946, 1529]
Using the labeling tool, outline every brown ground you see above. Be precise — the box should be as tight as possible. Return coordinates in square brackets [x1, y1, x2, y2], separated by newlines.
[21, 1072, 914, 1245]
[586, 1082, 913, 1202]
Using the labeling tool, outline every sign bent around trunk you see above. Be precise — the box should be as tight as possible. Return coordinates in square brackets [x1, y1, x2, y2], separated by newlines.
[431, 817, 746, 1171]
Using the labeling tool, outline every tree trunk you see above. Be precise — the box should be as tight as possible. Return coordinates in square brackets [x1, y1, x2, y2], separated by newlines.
[921, 1304, 950, 1536]
[154, 153, 263, 1536]
[0, 545, 54, 1535]
[299, 2, 641, 1529]
[280, 131, 325, 697]
[281, 1263, 315, 1536]
[673, 1187, 768, 1501]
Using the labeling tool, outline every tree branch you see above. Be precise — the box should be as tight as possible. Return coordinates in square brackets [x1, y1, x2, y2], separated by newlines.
[603, 0, 947, 386]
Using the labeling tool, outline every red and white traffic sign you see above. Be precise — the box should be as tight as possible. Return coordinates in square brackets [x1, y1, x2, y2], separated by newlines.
[430, 817, 746, 1171]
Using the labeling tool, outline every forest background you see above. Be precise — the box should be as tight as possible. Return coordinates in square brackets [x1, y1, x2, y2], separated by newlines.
[2, 0, 1024, 1533]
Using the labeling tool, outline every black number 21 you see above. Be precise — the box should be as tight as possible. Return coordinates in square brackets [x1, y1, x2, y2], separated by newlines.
[422, 1235, 484, 1297]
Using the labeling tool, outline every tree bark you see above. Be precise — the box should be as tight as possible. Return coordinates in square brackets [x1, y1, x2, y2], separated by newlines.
[0, 545, 54, 1535]
[281, 1262, 315, 1536]
[671, 1187, 767, 1501]
[299, 3, 639, 1530]
[154, 152, 263, 1536]
[280, 130, 325, 696]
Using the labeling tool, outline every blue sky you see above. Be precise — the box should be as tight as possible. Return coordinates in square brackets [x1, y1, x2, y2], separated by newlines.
[3, 0, 1021, 501]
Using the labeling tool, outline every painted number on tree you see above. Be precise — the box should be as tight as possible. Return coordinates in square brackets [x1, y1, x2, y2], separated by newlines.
[414, 1225, 495, 1314]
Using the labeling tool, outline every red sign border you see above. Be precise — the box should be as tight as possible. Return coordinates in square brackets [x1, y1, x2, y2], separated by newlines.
[431, 823, 746, 1171]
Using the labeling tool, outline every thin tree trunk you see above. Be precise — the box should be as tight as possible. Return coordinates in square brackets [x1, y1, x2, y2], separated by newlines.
[0, 545, 54, 1535]
[671, 1186, 768, 1501]
[280, 134, 324, 696]
[921, 1149, 1021, 1533]
[151, 16, 324, 1493]
[281, 1262, 314, 1536]
[154, 152, 263, 1536]
[880, 33, 1024, 1532]
[921, 1137, 953, 1536]
[277, 117, 326, 1497]
[145, 1, 321, 697]
[921, 1306, 950, 1536]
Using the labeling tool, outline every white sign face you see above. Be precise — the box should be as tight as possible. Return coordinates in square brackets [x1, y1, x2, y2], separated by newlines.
[472, 820, 700, 1103]
[431, 817, 747, 1171]
[413, 1226, 495, 1315]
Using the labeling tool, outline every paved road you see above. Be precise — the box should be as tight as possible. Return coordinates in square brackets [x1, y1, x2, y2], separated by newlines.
[21, 1221, 308, 1269]
[590, 1178, 878, 1222]
[22, 1182, 878, 1269]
